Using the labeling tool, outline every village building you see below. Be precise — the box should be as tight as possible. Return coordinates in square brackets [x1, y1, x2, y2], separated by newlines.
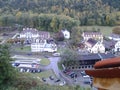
[61, 29, 70, 39]
[19, 28, 50, 44]
[64, 53, 115, 70]
[19, 28, 57, 52]
[103, 39, 115, 52]
[31, 38, 57, 52]
[20, 28, 39, 43]
[109, 33, 120, 41]
[85, 38, 105, 53]
[82, 31, 103, 42]
[103, 38, 120, 52]
[114, 41, 120, 52]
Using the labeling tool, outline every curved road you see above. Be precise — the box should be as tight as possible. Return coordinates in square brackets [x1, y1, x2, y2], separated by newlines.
[46, 57, 74, 85]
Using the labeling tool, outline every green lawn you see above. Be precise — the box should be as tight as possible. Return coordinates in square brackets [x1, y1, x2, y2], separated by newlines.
[15, 46, 31, 52]
[80, 26, 115, 36]
[40, 58, 50, 66]
[29, 69, 56, 78]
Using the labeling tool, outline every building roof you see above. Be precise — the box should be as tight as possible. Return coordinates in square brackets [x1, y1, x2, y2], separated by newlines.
[77, 53, 115, 61]
[103, 39, 116, 49]
[109, 33, 120, 38]
[79, 54, 100, 60]
[83, 31, 102, 36]
[39, 31, 50, 39]
[86, 38, 97, 47]
[21, 28, 38, 34]
[98, 53, 115, 59]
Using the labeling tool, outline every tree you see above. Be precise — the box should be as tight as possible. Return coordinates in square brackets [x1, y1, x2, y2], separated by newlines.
[70, 27, 82, 46]
[60, 48, 79, 67]
[0, 45, 16, 87]
[112, 26, 120, 34]
[54, 31, 64, 41]
[50, 17, 57, 32]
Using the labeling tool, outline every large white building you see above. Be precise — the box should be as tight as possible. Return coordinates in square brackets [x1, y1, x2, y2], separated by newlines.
[20, 28, 50, 43]
[20, 28, 39, 39]
[19, 28, 57, 52]
[82, 31, 103, 42]
[31, 38, 57, 52]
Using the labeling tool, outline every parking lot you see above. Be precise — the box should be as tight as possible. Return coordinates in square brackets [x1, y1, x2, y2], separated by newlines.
[62, 69, 94, 87]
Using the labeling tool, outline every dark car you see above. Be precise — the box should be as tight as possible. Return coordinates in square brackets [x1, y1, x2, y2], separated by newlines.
[37, 69, 41, 73]
[49, 76, 54, 80]
[55, 79, 60, 82]
[63, 69, 71, 74]
[42, 78, 46, 82]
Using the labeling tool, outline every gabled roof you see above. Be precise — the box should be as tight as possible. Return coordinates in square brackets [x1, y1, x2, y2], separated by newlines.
[86, 38, 97, 47]
[77, 53, 115, 61]
[79, 54, 100, 60]
[21, 28, 38, 34]
[109, 33, 120, 38]
[98, 52, 115, 59]
[103, 39, 116, 49]
[39, 31, 50, 39]
[83, 31, 102, 36]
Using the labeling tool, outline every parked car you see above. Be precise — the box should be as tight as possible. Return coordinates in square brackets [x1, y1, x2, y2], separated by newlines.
[83, 76, 92, 84]
[63, 69, 71, 74]
[59, 81, 66, 86]
[42, 77, 46, 82]
[81, 71, 92, 85]
[55, 79, 60, 82]
[49, 76, 54, 80]
[69, 72, 77, 78]
[81, 71, 89, 77]
[53, 53, 60, 57]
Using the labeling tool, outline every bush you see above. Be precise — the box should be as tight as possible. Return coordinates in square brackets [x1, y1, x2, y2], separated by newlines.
[112, 26, 120, 34]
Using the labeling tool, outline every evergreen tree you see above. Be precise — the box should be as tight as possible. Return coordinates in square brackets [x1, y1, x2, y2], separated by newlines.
[0, 45, 16, 88]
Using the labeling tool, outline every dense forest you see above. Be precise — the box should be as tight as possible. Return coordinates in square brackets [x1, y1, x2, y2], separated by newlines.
[0, 0, 120, 32]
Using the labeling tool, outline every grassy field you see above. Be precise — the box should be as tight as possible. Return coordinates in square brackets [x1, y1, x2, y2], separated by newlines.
[40, 58, 50, 66]
[29, 69, 56, 79]
[15, 46, 31, 52]
[80, 26, 115, 36]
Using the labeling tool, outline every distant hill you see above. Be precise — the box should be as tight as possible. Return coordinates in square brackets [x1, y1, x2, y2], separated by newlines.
[0, 0, 120, 30]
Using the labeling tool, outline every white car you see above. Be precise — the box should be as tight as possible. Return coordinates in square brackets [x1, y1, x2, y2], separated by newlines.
[53, 53, 60, 57]
[59, 81, 66, 86]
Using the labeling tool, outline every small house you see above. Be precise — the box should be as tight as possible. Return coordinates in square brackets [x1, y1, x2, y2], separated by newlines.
[85, 38, 105, 53]
[61, 29, 70, 39]
[109, 33, 120, 41]
[114, 41, 120, 52]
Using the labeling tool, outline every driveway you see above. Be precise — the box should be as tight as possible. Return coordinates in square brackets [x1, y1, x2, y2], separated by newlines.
[45, 57, 74, 85]
[45, 57, 60, 77]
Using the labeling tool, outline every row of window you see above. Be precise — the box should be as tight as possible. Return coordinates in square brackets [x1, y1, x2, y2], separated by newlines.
[67, 65, 94, 70]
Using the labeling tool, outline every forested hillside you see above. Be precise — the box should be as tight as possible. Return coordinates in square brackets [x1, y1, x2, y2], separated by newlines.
[0, 0, 120, 32]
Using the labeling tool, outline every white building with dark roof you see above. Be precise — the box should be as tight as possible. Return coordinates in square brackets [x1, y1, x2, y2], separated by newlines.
[82, 31, 103, 42]
[61, 29, 70, 39]
[108, 33, 120, 41]
[31, 38, 57, 52]
[85, 38, 105, 53]
[20, 28, 39, 39]
[19, 28, 50, 44]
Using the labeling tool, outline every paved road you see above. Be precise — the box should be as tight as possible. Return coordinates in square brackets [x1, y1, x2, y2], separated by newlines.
[46, 57, 60, 77]
[46, 57, 75, 85]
